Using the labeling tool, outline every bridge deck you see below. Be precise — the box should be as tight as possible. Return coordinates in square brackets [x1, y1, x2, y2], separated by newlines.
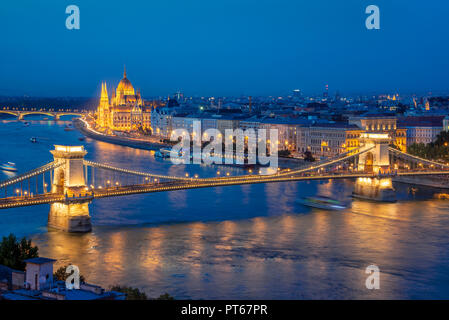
[0, 172, 405, 209]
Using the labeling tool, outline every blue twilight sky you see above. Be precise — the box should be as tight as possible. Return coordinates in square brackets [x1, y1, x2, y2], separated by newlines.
[0, 0, 448, 97]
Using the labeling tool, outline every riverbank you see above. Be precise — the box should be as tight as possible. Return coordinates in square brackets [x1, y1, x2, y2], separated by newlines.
[74, 118, 171, 151]
[393, 175, 449, 189]
[74, 118, 305, 168]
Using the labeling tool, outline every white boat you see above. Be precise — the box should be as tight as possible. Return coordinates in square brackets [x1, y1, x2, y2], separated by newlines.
[155, 149, 176, 159]
[0, 162, 18, 172]
[298, 196, 348, 211]
[30, 137, 38, 143]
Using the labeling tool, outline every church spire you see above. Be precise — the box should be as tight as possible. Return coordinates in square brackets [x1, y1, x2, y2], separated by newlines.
[123, 65, 127, 78]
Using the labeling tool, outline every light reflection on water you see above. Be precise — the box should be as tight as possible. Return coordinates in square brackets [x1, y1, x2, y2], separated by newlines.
[2, 119, 449, 298]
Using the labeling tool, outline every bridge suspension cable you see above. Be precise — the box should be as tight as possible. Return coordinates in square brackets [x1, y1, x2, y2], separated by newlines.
[275, 146, 375, 177]
[83, 160, 209, 182]
[84, 146, 375, 184]
[388, 147, 449, 168]
[0, 161, 63, 188]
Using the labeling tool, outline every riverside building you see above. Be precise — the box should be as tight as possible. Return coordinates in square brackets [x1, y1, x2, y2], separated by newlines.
[96, 67, 151, 133]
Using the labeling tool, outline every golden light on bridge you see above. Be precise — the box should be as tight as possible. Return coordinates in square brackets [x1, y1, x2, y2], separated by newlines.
[54, 145, 84, 153]
[360, 133, 389, 140]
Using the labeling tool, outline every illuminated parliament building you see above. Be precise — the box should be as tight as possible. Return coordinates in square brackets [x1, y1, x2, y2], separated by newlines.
[96, 67, 151, 132]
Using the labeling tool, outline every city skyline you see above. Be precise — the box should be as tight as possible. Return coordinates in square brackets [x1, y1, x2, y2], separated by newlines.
[1, 1, 449, 97]
[2, 0, 449, 304]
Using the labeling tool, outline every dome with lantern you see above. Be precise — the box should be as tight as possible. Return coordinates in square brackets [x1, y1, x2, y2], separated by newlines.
[116, 66, 135, 96]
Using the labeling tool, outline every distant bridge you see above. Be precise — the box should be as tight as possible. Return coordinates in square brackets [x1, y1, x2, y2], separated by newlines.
[0, 108, 87, 120]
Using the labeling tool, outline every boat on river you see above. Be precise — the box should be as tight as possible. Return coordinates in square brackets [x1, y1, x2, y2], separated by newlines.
[0, 162, 18, 172]
[298, 196, 348, 211]
[155, 149, 172, 159]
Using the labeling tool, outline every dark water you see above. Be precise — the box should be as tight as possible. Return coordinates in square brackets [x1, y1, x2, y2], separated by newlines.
[2, 118, 449, 299]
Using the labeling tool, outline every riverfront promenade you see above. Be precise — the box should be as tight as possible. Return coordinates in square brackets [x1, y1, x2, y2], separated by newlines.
[74, 118, 306, 168]
[75, 118, 172, 151]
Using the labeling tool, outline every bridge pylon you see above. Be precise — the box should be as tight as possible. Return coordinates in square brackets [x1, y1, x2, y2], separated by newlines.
[48, 145, 92, 232]
[358, 133, 392, 173]
[354, 133, 396, 202]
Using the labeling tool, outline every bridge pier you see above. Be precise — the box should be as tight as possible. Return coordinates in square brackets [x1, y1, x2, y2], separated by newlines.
[49, 145, 92, 233]
[353, 177, 396, 202]
[48, 202, 91, 233]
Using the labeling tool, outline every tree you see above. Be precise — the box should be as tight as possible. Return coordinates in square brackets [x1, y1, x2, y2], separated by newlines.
[407, 132, 449, 162]
[408, 143, 428, 159]
[433, 131, 449, 147]
[156, 293, 174, 300]
[0, 234, 39, 271]
[110, 285, 148, 300]
[109, 285, 175, 300]
[53, 265, 86, 283]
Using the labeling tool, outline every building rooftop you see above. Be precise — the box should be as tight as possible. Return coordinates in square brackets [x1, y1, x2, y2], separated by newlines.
[0, 265, 15, 286]
[397, 116, 445, 128]
[311, 122, 361, 129]
[24, 257, 57, 265]
[351, 113, 397, 118]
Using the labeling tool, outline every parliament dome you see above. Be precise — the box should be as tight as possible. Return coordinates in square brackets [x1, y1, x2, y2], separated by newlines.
[116, 66, 135, 95]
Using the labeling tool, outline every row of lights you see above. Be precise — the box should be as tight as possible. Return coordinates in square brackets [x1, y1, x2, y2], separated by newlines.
[0, 162, 60, 188]
[94, 172, 369, 200]
[0, 195, 64, 209]
[85, 160, 199, 182]
[390, 147, 449, 168]
[8, 170, 439, 207]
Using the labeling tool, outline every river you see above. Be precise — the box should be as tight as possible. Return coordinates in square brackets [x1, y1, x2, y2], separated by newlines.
[1, 117, 449, 299]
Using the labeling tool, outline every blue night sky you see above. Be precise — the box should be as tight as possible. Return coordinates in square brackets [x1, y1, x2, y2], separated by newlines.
[0, 0, 448, 97]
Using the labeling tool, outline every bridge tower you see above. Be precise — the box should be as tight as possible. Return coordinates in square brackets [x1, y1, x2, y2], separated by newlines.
[354, 133, 396, 202]
[358, 133, 391, 173]
[48, 145, 92, 233]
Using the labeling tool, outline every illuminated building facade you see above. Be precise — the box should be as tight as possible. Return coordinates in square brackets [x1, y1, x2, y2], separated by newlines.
[397, 116, 444, 146]
[349, 115, 407, 152]
[97, 67, 151, 132]
[297, 123, 364, 157]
